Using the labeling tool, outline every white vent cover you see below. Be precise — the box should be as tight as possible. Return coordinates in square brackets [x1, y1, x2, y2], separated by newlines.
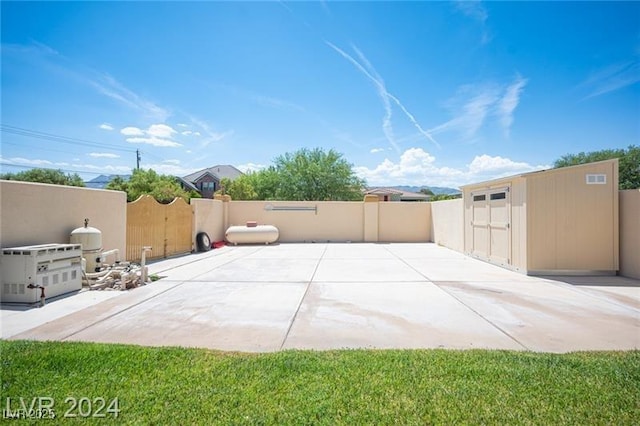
[586, 174, 606, 184]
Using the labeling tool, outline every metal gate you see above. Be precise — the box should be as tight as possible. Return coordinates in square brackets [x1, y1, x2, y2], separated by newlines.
[126, 195, 193, 261]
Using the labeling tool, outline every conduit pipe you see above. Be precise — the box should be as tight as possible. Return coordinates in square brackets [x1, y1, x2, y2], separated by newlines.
[141, 246, 152, 283]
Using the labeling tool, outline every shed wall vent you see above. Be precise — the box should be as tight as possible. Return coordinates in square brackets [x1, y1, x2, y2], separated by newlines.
[586, 174, 606, 184]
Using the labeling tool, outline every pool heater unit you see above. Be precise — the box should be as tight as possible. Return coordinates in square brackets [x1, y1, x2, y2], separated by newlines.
[0, 243, 83, 304]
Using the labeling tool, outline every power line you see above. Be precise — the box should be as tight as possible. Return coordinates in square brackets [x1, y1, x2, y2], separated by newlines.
[0, 162, 132, 177]
[0, 124, 137, 153]
[1, 140, 115, 157]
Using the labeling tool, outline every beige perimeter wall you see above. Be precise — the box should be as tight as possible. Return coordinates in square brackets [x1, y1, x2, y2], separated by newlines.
[223, 200, 432, 243]
[227, 201, 364, 243]
[0, 180, 127, 257]
[619, 189, 640, 279]
[378, 202, 431, 242]
[430, 199, 463, 252]
[191, 198, 225, 243]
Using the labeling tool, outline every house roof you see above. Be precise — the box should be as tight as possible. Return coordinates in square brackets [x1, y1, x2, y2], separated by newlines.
[365, 187, 404, 195]
[183, 165, 244, 183]
[396, 190, 430, 201]
[365, 187, 430, 201]
[175, 176, 199, 193]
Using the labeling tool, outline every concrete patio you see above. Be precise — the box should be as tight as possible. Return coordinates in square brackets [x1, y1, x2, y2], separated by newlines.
[2, 243, 639, 353]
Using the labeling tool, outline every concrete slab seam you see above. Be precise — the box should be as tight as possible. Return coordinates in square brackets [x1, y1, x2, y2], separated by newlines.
[279, 245, 328, 350]
[382, 245, 434, 283]
[150, 246, 260, 275]
[58, 248, 262, 341]
[433, 283, 530, 351]
[540, 278, 640, 314]
[58, 280, 190, 342]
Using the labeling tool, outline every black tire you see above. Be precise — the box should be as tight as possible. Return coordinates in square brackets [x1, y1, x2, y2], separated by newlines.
[196, 232, 211, 252]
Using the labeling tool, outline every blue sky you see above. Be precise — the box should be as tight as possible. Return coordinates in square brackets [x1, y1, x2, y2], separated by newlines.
[1, 1, 638, 188]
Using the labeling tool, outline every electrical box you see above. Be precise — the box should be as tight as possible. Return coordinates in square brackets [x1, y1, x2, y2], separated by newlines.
[0, 244, 83, 304]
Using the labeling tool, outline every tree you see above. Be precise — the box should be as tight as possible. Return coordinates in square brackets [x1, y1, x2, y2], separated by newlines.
[554, 145, 639, 190]
[272, 148, 365, 201]
[220, 148, 366, 201]
[430, 194, 460, 201]
[0, 168, 85, 187]
[106, 168, 192, 203]
[223, 174, 258, 200]
[419, 188, 435, 196]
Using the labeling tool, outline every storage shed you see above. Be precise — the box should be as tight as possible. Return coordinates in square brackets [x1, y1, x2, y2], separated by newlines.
[461, 159, 619, 275]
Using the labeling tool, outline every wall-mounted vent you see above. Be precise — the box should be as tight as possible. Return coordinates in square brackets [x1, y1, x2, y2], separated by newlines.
[586, 174, 606, 184]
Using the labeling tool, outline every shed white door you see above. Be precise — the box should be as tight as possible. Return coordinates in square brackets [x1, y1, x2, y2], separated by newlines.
[487, 189, 510, 266]
[470, 188, 511, 266]
[471, 192, 489, 260]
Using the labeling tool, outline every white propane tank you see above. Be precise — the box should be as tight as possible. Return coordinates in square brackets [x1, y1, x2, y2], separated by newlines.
[70, 218, 103, 273]
[225, 224, 279, 245]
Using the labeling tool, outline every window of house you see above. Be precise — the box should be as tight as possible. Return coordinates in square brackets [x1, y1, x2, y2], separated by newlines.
[200, 181, 216, 191]
[586, 174, 606, 184]
[490, 192, 506, 200]
[473, 194, 486, 202]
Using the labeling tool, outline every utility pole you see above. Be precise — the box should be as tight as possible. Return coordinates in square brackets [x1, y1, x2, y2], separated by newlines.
[136, 149, 141, 170]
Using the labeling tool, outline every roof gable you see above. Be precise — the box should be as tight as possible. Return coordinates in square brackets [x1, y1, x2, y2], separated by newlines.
[183, 164, 244, 183]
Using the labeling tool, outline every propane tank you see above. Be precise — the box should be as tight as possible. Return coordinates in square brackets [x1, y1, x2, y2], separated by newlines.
[70, 218, 103, 273]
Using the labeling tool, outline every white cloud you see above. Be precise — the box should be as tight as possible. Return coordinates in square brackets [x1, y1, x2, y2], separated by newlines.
[580, 59, 640, 99]
[355, 148, 548, 188]
[125, 137, 182, 148]
[147, 124, 176, 138]
[254, 95, 305, 112]
[370, 148, 385, 153]
[454, 0, 491, 44]
[177, 123, 188, 128]
[99, 123, 114, 131]
[236, 163, 267, 173]
[188, 115, 233, 147]
[138, 163, 198, 176]
[429, 75, 527, 140]
[498, 76, 527, 136]
[468, 154, 540, 174]
[326, 41, 439, 152]
[121, 126, 144, 136]
[90, 74, 169, 121]
[120, 124, 181, 147]
[455, 0, 488, 23]
[89, 152, 120, 158]
[181, 130, 193, 136]
[430, 88, 498, 138]
[3, 157, 53, 166]
[70, 163, 132, 174]
[163, 159, 180, 165]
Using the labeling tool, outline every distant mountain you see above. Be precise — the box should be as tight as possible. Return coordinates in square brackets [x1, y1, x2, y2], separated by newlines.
[84, 174, 130, 189]
[390, 185, 461, 195]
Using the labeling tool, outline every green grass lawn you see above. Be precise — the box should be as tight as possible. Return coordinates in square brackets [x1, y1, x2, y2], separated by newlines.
[1, 340, 638, 424]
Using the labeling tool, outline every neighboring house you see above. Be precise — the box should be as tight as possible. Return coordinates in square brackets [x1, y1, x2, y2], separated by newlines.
[182, 165, 244, 198]
[365, 187, 431, 202]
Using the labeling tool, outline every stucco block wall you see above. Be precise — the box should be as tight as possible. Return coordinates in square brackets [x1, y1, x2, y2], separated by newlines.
[619, 189, 640, 279]
[378, 202, 430, 242]
[430, 199, 463, 252]
[227, 201, 364, 243]
[0, 180, 126, 257]
[191, 198, 225, 242]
